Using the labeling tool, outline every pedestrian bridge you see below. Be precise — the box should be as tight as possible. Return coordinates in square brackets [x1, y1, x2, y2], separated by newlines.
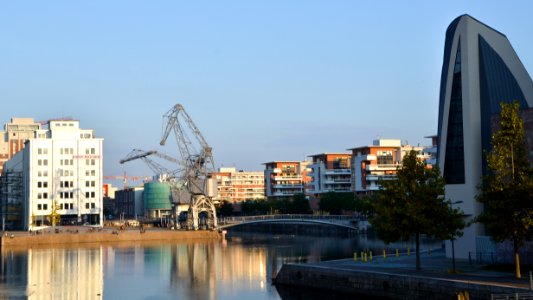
[217, 214, 360, 231]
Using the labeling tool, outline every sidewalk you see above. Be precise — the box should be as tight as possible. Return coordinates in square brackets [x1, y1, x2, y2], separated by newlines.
[315, 249, 531, 290]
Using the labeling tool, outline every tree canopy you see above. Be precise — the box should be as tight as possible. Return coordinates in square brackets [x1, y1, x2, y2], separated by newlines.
[371, 150, 465, 270]
[476, 101, 533, 279]
[319, 192, 355, 214]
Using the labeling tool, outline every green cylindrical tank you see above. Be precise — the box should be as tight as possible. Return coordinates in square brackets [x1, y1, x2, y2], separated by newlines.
[143, 182, 172, 210]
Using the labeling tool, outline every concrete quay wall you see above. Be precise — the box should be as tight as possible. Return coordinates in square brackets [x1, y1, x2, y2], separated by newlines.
[1, 230, 221, 247]
[274, 264, 530, 300]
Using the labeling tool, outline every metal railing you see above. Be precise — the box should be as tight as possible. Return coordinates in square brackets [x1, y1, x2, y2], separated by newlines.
[218, 214, 359, 225]
[491, 293, 533, 300]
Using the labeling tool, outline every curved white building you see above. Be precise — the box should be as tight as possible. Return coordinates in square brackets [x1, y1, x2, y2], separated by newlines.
[437, 15, 533, 258]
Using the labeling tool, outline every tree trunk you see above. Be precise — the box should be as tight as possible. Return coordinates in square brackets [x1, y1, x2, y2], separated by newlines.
[416, 232, 421, 270]
[514, 238, 521, 279]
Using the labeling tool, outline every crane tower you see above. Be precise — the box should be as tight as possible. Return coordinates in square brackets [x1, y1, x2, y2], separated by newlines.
[160, 104, 218, 230]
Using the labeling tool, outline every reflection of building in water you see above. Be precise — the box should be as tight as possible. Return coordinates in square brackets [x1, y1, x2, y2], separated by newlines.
[26, 247, 103, 299]
[170, 243, 217, 300]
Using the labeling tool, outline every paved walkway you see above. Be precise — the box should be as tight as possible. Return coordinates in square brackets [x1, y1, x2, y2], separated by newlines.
[313, 249, 532, 290]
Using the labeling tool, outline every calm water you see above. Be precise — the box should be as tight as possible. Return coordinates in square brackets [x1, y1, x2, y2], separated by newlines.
[0, 232, 434, 299]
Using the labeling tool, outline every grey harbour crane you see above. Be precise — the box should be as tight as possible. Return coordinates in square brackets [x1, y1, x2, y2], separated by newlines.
[160, 104, 218, 230]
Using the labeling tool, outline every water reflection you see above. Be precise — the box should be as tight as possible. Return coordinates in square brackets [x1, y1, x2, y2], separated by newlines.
[1, 233, 439, 299]
[1, 246, 103, 299]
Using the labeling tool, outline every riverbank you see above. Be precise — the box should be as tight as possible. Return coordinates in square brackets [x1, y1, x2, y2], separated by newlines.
[1, 227, 222, 248]
[274, 249, 532, 300]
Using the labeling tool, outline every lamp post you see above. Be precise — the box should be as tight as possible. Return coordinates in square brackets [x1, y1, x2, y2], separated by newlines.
[450, 200, 463, 273]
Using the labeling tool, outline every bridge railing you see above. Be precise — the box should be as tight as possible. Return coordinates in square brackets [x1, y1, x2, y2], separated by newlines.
[218, 214, 359, 225]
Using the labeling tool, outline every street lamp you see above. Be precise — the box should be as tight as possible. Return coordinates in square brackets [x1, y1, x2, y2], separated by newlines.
[450, 200, 463, 273]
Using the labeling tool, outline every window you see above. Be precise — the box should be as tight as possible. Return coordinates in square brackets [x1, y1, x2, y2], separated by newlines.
[43, 193, 48, 199]
[38, 182, 42, 188]
[85, 192, 90, 198]
[91, 203, 95, 209]
[70, 203, 73, 209]
[91, 192, 95, 198]
[37, 193, 42, 199]
[43, 204, 48, 210]
[37, 204, 42, 210]
[85, 203, 90, 209]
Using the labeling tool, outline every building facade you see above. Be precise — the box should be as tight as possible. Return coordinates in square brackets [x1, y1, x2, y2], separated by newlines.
[115, 187, 144, 219]
[437, 15, 533, 258]
[1, 119, 104, 229]
[263, 161, 310, 199]
[213, 167, 265, 202]
[0, 118, 41, 173]
[306, 153, 352, 199]
[349, 139, 428, 194]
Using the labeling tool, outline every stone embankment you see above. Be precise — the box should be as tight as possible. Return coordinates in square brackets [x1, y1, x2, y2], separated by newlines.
[1, 228, 222, 247]
[274, 250, 532, 300]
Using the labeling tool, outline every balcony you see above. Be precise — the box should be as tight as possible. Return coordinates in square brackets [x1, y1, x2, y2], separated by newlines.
[324, 179, 351, 184]
[366, 164, 399, 171]
[273, 184, 303, 189]
[324, 169, 351, 175]
[274, 175, 302, 181]
[366, 174, 396, 182]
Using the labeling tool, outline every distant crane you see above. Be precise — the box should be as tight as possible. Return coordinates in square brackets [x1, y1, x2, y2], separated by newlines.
[103, 171, 151, 190]
[160, 104, 218, 230]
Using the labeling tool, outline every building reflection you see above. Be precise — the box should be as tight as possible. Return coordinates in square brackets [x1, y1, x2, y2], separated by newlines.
[1, 246, 103, 299]
[27, 247, 103, 299]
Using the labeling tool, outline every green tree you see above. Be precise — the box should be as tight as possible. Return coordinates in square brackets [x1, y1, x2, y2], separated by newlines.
[371, 150, 464, 270]
[319, 192, 355, 214]
[476, 101, 533, 279]
[217, 200, 234, 216]
[289, 193, 310, 214]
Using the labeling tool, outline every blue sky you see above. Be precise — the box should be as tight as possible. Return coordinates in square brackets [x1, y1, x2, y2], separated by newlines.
[1, 1, 532, 184]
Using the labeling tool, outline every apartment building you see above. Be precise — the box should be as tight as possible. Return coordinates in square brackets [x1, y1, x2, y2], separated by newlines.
[0, 118, 41, 173]
[349, 139, 427, 194]
[263, 161, 310, 199]
[1, 119, 104, 230]
[213, 167, 264, 202]
[306, 153, 352, 200]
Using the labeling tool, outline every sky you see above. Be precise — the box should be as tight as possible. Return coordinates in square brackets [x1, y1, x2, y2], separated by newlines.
[1, 1, 532, 185]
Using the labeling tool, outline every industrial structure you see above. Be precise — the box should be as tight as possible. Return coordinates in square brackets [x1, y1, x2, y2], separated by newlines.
[437, 15, 533, 259]
[121, 104, 218, 230]
[160, 104, 218, 230]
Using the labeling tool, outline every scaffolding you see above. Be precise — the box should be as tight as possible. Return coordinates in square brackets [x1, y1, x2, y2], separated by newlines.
[0, 169, 24, 230]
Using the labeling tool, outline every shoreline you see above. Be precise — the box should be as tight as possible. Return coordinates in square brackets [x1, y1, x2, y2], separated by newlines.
[274, 250, 531, 300]
[1, 227, 222, 248]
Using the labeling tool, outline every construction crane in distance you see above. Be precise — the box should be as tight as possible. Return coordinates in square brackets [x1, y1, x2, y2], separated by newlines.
[103, 171, 151, 190]
[160, 104, 218, 230]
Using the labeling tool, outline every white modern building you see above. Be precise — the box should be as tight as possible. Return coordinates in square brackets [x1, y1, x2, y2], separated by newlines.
[2, 119, 104, 229]
[437, 15, 533, 258]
